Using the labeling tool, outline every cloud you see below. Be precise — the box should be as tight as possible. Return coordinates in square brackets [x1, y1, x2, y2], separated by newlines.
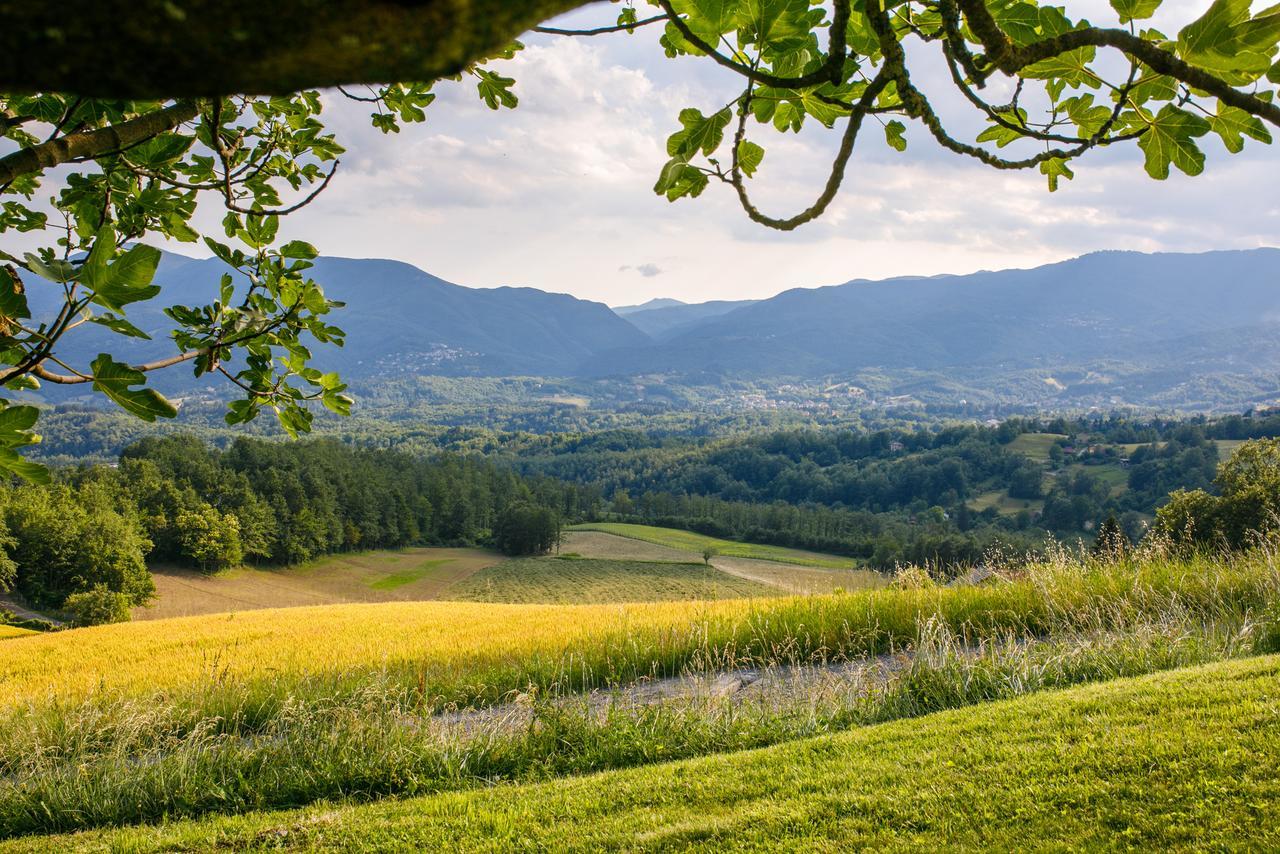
[86, 2, 1275, 310]
[619, 263, 664, 277]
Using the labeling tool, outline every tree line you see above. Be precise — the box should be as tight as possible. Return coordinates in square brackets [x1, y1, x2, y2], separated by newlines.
[0, 435, 579, 623]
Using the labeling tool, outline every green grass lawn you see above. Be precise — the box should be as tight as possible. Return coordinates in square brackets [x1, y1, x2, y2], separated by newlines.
[967, 489, 1043, 516]
[1007, 432, 1067, 462]
[366, 558, 453, 591]
[447, 556, 780, 603]
[567, 523, 852, 569]
[28, 654, 1279, 852]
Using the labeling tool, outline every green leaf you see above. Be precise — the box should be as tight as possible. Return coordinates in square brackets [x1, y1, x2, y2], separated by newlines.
[666, 108, 733, 159]
[992, 0, 1043, 45]
[1208, 102, 1274, 151]
[1137, 105, 1212, 179]
[1063, 95, 1113, 138]
[279, 240, 319, 260]
[81, 231, 162, 313]
[884, 120, 907, 152]
[0, 448, 48, 483]
[976, 109, 1031, 148]
[90, 354, 178, 422]
[735, 0, 810, 50]
[1110, 0, 1162, 24]
[1178, 0, 1280, 76]
[1040, 157, 1075, 191]
[671, 0, 738, 44]
[0, 404, 47, 483]
[0, 267, 30, 321]
[89, 314, 153, 340]
[23, 254, 75, 284]
[653, 159, 710, 201]
[476, 70, 518, 110]
[737, 140, 765, 176]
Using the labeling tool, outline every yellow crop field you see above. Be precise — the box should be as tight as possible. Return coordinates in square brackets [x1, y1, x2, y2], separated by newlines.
[0, 625, 36, 641]
[0, 597, 755, 708]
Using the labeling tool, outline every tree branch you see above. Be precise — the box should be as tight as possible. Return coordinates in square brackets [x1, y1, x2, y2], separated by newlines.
[534, 14, 669, 36]
[0, 100, 199, 187]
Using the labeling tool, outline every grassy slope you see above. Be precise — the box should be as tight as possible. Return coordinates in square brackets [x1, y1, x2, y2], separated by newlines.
[25, 655, 1280, 852]
[448, 556, 780, 603]
[0, 626, 36, 641]
[138, 547, 503, 620]
[568, 522, 853, 569]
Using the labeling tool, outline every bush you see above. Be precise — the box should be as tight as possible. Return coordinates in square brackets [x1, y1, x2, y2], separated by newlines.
[62, 586, 133, 627]
[494, 503, 561, 556]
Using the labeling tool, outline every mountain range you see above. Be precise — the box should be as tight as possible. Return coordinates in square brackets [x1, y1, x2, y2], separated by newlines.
[22, 246, 1280, 408]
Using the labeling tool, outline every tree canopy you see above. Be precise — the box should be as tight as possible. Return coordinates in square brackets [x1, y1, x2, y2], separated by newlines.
[2, 0, 1277, 478]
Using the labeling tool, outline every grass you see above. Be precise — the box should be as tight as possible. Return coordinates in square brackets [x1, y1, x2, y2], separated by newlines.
[967, 489, 1043, 516]
[0, 626, 35, 641]
[1008, 431, 1067, 462]
[0, 548, 1274, 837]
[567, 522, 853, 569]
[14, 653, 1280, 851]
[447, 556, 780, 603]
[138, 547, 503, 620]
[367, 559, 454, 591]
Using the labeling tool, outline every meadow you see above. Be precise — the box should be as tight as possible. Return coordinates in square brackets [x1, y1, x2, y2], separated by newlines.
[0, 546, 1277, 840]
[567, 522, 854, 568]
[448, 555, 779, 603]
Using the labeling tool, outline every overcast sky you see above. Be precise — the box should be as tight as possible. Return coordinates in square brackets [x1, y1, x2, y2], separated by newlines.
[19, 2, 1280, 307]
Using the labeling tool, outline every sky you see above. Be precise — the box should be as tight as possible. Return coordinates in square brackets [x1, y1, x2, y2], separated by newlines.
[13, 1, 1280, 307]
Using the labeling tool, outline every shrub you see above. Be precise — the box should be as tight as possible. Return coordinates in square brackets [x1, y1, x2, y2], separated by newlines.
[62, 586, 133, 627]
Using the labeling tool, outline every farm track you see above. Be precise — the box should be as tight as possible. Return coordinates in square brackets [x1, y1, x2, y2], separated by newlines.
[432, 651, 911, 737]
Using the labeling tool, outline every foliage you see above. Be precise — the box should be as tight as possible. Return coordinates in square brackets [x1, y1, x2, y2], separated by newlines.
[61, 586, 133, 627]
[0, 481, 153, 610]
[1154, 437, 1280, 549]
[493, 501, 561, 556]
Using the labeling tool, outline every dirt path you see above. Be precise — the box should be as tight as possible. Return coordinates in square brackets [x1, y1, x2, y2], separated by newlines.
[433, 652, 911, 736]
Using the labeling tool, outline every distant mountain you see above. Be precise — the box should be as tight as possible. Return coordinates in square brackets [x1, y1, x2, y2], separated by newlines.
[619, 299, 759, 341]
[21, 246, 1280, 410]
[613, 297, 686, 315]
[588, 249, 1280, 385]
[24, 253, 649, 389]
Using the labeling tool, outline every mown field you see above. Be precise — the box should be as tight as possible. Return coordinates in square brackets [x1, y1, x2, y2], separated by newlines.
[448, 555, 779, 603]
[563, 531, 884, 594]
[137, 547, 503, 620]
[567, 522, 854, 569]
[20, 655, 1279, 852]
